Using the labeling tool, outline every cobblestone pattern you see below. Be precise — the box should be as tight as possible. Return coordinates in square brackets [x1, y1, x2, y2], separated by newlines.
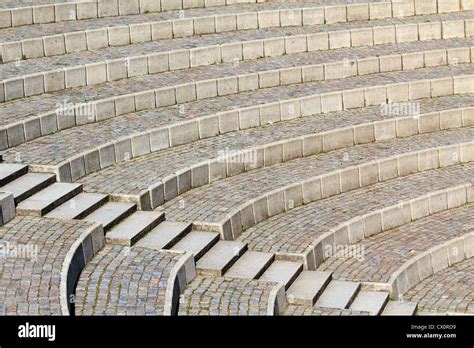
[0, 2, 338, 41]
[74, 244, 181, 315]
[178, 275, 277, 315]
[2, 36, 473, 126]
[284, 304, 370, 315]
[404, 257, 473, 315]
[318, 204, 474, 283]
[162, 128, 473, 222]
[79, 94, 474, 196]
[3, 63, 474, 164]
[1, 8, 471, 76]
[0, 216, 96, 315]
[237, 162, 473, 254]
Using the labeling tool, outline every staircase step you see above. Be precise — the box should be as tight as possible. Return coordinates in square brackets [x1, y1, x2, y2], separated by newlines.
[224, 251, 274, 279]
[287, 271, 332, 306]
[105, 211, 165, 246]
[382, 301, 418, 316]
[258, 260, 303, 289]
[350, 290, 390, 315]
[0, 173, 55, 204]
[0, 163, 28, 186]
[170, 231, 220, 260]
[46, 192, 109, 220]
[315, 280, 361, 309]
[16, 183, 82, 217]
[82, 202, 136, 230]
[196, 241, 247, 276]
[135, 221, 192, 250]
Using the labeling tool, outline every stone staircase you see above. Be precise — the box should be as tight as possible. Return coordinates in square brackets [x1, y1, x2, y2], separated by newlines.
[1, 0, 473, 317]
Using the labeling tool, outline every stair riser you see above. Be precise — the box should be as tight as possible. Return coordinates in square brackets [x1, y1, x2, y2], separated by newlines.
[161, 224, 193, 249]
[283, 265, 304, 290]
[16, 186, 83, 217]
[14, 176, 56, 204]
[0, 166, 28, 187]
[288, 274, 333, 307]
[197, 245, 248, 276]
[72, 196, 110, 220]
[375, 296, 390, 316]
[106, 213, 165, 246]
[193, 234, 220, 261]
[102, 205, 137, 230]
[344, 284, 362, 309]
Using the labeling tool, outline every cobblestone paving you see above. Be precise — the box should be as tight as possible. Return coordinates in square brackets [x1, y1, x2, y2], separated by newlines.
[178, 275, 277, 315]
[284, 304, 370, 315]
[404, 257, 473, 315]
[1, 9, 472, 78]
[0, 216, 96, 315]
[79, 94, 474, 195]
[0, 2, 333, 41]
[318, 204, 474, 283]
[237, 163, 473, 254]
[3, 63, 474, 164]
[163, 128, 473, 222]
[74, 244, 182, 315]
[2, 37, 473, 125]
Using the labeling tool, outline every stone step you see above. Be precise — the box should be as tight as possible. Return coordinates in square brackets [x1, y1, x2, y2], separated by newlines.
[0, 173, 55, 204]
[224, 251, 274, 279]
[286, 271, 333, 306]
[0, 163, 28, 187]
[105, 211, 165, 246]
[196, 241, 247, 276]
[381, 301, 418, 316]
[258, 261, 303, 289]
[170, 230, 220, 261]
[46, 192, 109, 220]
[315, 280, 361, 310]
[82, 201, 136, 230]
[134, 221, 192, 250]
[16, 182, 82, 217]
[349, 290, 390, 316]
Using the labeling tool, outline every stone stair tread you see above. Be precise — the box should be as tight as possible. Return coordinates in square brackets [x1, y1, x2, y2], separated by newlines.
[135, 221, 192, 250]
[46, 192, 109, 220]
[224, 251, 274, 279]
[170, 231, 220, 260]
[258, 260, 303, 289]
[0, 163, 28, 186]
[82, 201, 136, 230]
[16, 182, 82, 216]
[350, 290, 390, 316]
[315, 280, 361, 309]
[196, 240, 247, 276]
[381, 301, 418, 316]
[287, 271, 333, 306]
[106, 211, 165, 246]
[0, 173, 55, 203]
